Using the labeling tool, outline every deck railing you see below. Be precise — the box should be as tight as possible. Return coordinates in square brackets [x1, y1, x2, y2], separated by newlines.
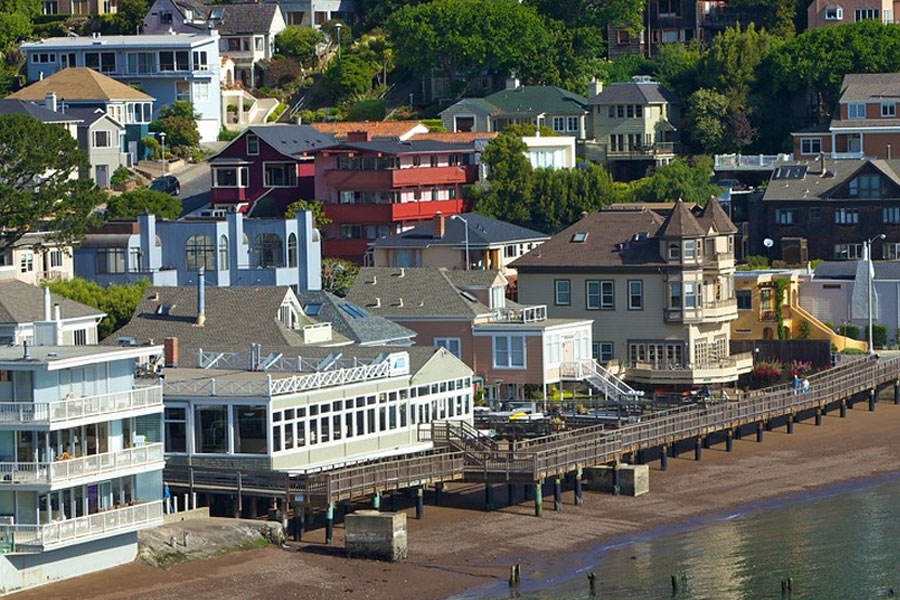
[0, 443, 164, 486]
[0, 386, 163, 427]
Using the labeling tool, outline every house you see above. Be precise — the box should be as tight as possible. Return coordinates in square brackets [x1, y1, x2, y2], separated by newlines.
[368, 212, 550, 284]
[208, 124, 336, 215]
[585, 76, 682, 180]
[756, 158, 900, 261]
[513, 200, 753, 390]
[792, 74, 900, 160]
[439, 77, 591, 140]
[411, 130, 575, 172]
[20, 33, 222, 142]
[295, 290, 416, 346]
[0, 343, 164, 595]
[800, 259, 900, 346]
[160, 345, 470, 474]
[807, 0, 895, 29]
[41, 0, 119, 16]
[67, 107, 128, 187]
[314, 135, 480, 263]
[345, 267, 596, 402]
[0, 283, 105, 346]
[278, 0, 357, 28]
[0, 233, 74, 286]
[310, 120, 429, 141]
[646, 0, 699, 54]
[607, 24, 645, 59]
[73, 211, 322, 291]
[143, 1, 285, 88]
[0, 98, 81, 138]
[732, 269, 866, 351]
[8, 67, 156, 164]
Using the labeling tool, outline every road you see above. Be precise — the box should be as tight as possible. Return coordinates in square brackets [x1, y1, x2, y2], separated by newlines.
[174, 161, 211, 217]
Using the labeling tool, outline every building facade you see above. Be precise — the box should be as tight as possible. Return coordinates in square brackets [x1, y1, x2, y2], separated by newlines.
[0, 233, 74, 287]
[0, 283, 105, 347]
[20, 33, 222, 142]
[514, 201, 753, 390]
[74, 211, 322, 291]
[0, 344, 164, 595]
[278, 0, 357, 27]
[807, 0, 896, 29]
[41, 0, 119, 15]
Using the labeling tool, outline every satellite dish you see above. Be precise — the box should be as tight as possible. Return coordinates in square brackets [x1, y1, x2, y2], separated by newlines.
[763, 238, 774, 248]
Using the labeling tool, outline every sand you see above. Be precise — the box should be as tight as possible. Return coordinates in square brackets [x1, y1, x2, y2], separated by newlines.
[13, 397, 900, 600]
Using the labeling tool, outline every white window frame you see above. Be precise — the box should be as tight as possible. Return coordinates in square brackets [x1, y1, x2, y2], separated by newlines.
[93, 130, 112, 148]
[884, 207, 900, 224]
[628, 280, 643, 310]
[492, 335, 526, 369]
[883, 102, 897, 117]
[213, 166, 249, 188]
[263, 162, 298, 188]
[884, 243, 900, 260]
[775, 208, 796, 225]
[800, 138, 822, 155]
[566, 116, 579, 131]
[847, 102, 866, 119]
[854, 7, 879, 21]
[194, 81, 209, 102]
[552, 116, 565, 132]
[824, 5, 843, 19]
[434, 337, 461, 358]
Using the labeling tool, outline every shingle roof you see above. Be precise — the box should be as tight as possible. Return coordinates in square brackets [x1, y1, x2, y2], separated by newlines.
[206, 2, 281, 34]
[310, 121, 426, 140]
[512, 209, 668, 270]
[838, 73, 900, 103]
[409, 131, 499, 143]
[590, 80, 681, 106]
[369, 212, 550, 249]
[698, 196, 738, 234]
[323, 139, 474, 155]
[479, 85, 589, 117]
[0, 281, 104, 324]
[8, 68, 155, 102]
[250, 124, 335, 155]
[296, 290, 416, 346]
[445, 270, 504, 288]
[104, 286, 319, 351]
[762, 158, 900, 202]
[346, 268, 493, 318]
[656, 199, 706, 238]
[66, 107, 116, 127]
[0, 99, 81, 123]
[814, 260, 900, 280]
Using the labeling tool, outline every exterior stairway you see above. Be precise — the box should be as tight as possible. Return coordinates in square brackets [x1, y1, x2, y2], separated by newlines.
[562, 359, 641, 404]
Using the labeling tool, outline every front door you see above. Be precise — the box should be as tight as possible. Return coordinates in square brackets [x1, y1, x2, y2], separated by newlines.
[95, 164, 109, 188]
[847, 134, 861, 153]
[128, 141, 138, 165]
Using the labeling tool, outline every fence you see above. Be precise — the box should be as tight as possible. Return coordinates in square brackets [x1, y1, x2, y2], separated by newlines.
[730, 339, 833, 369]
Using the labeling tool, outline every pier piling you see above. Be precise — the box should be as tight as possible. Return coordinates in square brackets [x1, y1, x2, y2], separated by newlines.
[293, 505, 303, 542]
[895, 380, 899, 404]
[372, 492, 381, 510]
[485, 483, 495, 512]
[435, 482, 443, 506]
[869, 388, 876, 412]
[554, 478, 563, 510]
[841, 399, 847, 418]
[509, 564, 521, 587]
[694, 438, 702, 461]
[756, 422, 764, 443]
[508, 483, 515, 505]
[587, 571, 597, 596]
[575, 469, 584, 506]
[815, 407, 822, 426]
[702, 436, 710, 449]
[325, 502, 334, 545]
[390, 491, 399, 512]
[787, 415, 794, 434]
[416, 487, 424, 519]
[726, 429, 733, 452]
[612, 463, 621, 496]
[534, 481, 544, 517]
[660, 445, 668, 471]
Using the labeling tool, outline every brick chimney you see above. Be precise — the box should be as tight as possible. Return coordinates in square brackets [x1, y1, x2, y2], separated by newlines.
[164, 337, 179, 368]
[347, 130, 373, 142]
[433, 211, 445, 238]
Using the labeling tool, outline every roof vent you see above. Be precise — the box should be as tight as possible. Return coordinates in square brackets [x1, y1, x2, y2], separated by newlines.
[369, 275, 377, 285]
[398, 268, 405, 278]
[373, 297, 381, 308]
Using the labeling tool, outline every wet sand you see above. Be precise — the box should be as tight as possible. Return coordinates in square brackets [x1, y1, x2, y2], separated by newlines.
[15, 397, 900, 600]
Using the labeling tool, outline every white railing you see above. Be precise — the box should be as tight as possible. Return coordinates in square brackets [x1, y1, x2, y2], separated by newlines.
[830, 151, 866, 160]
[198, 348, 377, 373]
[492, 304, 547, 323]
[0, 443, 164, 486]
[0, 500, 163, 553]
[714, 153, 791, 169]
[561, 359, 639, 403]
[0, 386, 163, 427]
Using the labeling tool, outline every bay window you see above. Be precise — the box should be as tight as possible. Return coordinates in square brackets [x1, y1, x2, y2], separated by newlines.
[213, 166, 248, 187]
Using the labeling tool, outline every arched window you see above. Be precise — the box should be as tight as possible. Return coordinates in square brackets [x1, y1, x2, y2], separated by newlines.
[254, 233, 283, 268]
[185, 234, 214, 271]
[218, 235, 229, 270]
[288, 233, 297, 268]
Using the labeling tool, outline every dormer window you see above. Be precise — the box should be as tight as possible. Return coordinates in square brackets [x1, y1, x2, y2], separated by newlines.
[848, 103, 865, 119]
[849, 174, 880, 198]
[883, 102, 896, 117]
[667, 242, 680, 259]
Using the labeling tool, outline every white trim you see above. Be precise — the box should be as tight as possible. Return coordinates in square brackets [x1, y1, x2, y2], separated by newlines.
[262, 161, 299, 188]
[492, 334, 527, 369]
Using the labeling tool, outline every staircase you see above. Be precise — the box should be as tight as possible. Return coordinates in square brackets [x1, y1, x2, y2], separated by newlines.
[562, 360, 640, 404]
[432, 420, 498, 465]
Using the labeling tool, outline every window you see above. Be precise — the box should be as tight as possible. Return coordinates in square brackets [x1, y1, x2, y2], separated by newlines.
[684, 281, 698, 308]
[72, 0, 89, 14]
[885, 207, 900, 224]
[73, 329, 87, 346]
[658, 0, 682, 16]
[288, 233, 297, 268]
[883, 103, 897, 117]
[19, 253, 33, 273]
[824, 5, 842, 19]
[246, 134, 259, 155]
[434, 337, 461, 358]
[194, 82, 209, 102]
[164, 407, 187, 453]
[185, 234, 215, 271]
[809, 207, 821, 221]
[552, 116, 565, 131]
[192, 51, 208, 70]
[175, 81, 190, 102]
[628, 280, 643, 310]
[31, 53, 56, 64]
[884, 243, 900, 260]
[617, 105, 625, 118]
[493, 335, 526, 368]
[264, 163, 298, 187]
[254, 233, 284, 268]
[255, 37, 264, 51]
[159, 50, 189, 71]
[227, 38, 242, 52]
[555, 279, 571, 305]
[854, 8, 879, 20]
[586, 280, 614, 310]
[834, 207, 860, 224]
[96, 248, 125, 274]
[848, 103, 866, 119]
[160, 10, 173, 24]
[43, 1, 59, 14]
[126, 52, 156, 74]
[49, 249, 63, 268]
[194, 405, 228, 453]
[218, 235, 229, 270]
[85, 51, 116, 73]
[800, 138, 822, 155]
[834, 243, 863, 260]
[233, 405, 267, 454]
[669, 281, 682, 308]
[668, 242, 681, 260]
[775, 208, 797, 225]
[850, 174, 880, 197]
[103, 0, 116, 12]
[592, 341, 614, 363]
[567, 116, 579, 131]
[213, 166, 248, 187]
[92, 130, 111, 148]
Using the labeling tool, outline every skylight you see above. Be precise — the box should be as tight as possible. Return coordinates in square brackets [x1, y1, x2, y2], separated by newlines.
[304, 303, 322, 316]
[571, 232, 589, 243]
[156, 303, 174, 315]
[209, 8, 224, 19]
[460, 291, 478, 302]
[340, 303, 368, 319]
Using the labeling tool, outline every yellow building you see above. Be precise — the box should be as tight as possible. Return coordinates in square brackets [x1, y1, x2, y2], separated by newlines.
[732, 270, 866, 351]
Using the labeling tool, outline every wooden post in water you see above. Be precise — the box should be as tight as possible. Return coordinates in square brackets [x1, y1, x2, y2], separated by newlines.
[575, 468, 584, 506]
[726, 429, 733, 452]
[509, 564, 521, 587]
[534, 480, 544, 517]
[587, 571, 597, 596]
[869, 388, 876, 412]
[416, 486, 424, 519]
[787, 414, 794, 434]
[325, 502, 334, 545]
[435, 482, 443, 506]
[554, 477, 562, 510]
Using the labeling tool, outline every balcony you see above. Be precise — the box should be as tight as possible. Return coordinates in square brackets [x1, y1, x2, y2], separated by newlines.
[605, 142, 678, 160]
[0, 443, 164, 488]
[713, 153, 791, 171]
[324, 198, 467, 225]
[491, 305, 547, 323]
[626, 352, 754, 385]
[0, 500, 163, 554]
[0, 386, 163, 429]
[323, 166, 471, 191]
[702, 298, 738, 321]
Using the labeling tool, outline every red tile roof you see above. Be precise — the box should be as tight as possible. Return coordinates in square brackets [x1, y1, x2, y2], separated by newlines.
[409, 131, 499, 143]
[310, 121, 426, 140]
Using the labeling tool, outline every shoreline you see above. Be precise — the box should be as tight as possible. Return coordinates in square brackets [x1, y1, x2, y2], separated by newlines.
[13, 396, 900, 600]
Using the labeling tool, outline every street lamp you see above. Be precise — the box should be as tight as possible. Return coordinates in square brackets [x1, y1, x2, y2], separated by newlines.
[451, 214, 470, 271]
[155, 131, 167, 175]
[865, 233, 886, 356]
[334, 22, 343, 59]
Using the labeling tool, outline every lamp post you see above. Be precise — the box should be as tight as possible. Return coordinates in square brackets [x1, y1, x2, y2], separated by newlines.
[451, 214, 470, 271]
[334, 22, 343, 59]
[865, 233, 886, 356]
[155, 131, 167, 175]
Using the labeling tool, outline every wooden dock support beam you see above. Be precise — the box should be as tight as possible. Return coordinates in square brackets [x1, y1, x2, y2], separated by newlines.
[554, 478, 563, 510]
[840, 399, 847, 418]
[756, 422, 764, 443]
[508, 483, 515, 505]
[435, 482, 443, 506]
[574, 468, 583, 506]
[869, 388, 876, 412]
[815, 407, 822, 426]
[325, 502, 334, 545]
[416, 487, 424, 519]
[390, 491, 399, 512]
[293, 503, 303, 542]
[726, 429, 733, 452]
[534, 481, 544, 517]
[660, 445, 668, 471]
[787, 414, 794, 433]
[694, 438, 702, 461]
[485, 483, 495, 512]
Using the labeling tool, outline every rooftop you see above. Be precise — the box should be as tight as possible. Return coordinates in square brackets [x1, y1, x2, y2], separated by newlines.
[310, 121, 426, 140]
[220, 124, 335, 159]
[20, 32, 218, 49]
[296, 290, 416, 346]
[322, 139, 475, 156]
[814, 260, 900, 280]
[590, 78, 681, 106]
[0, 344, 160, 369]
[481, 85, 589, 117]
[762, 158, 900, 201]
[369, 212, 550, 249]
[838, 73, 900, 104]
[409, 131, 499, 143]
[206, 2, 281, 34]
[0, 281, 105, 325]
[7, 67, 155, 102]
[0, 99, 81, 123]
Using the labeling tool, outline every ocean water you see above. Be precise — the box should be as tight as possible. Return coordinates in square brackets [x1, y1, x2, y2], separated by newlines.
[456, 473, 900, 600]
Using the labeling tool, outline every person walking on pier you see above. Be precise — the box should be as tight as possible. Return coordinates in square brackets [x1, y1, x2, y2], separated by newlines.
[793, 375, 801, 395]
[802, 378, 810, 394]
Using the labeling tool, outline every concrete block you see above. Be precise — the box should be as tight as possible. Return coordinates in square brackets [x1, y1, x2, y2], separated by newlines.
[345, 510, 407, 562]
[585, 464, 650, 497]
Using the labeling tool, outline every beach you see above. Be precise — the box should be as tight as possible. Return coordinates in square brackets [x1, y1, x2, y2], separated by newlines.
[14, 396, 900, 600]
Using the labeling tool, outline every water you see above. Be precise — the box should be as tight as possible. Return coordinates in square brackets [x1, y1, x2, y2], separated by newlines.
[456, 473, 900, 600]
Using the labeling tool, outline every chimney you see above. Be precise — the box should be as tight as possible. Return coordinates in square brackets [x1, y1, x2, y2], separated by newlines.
[505, 74, 520, 91]
[43, 287, 52, 321]
[587, 78, 603, 98]
[164, 337, 179, 368]
[196, 267, 206, 326]
[433, 211, 445, 238]
[53, 303, 61, 322]
[23, 341, 30, 360]
[347, 130, 372, 142]
[44, 92, 57, 112]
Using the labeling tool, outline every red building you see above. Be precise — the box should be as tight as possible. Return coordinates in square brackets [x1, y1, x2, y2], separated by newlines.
[209, 124, 335, 215]
[315, 132, 480, 262]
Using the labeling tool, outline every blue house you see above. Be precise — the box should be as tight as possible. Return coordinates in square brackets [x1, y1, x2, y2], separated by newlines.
[74, 211, 323, 291]
[19, 32, 221, 142]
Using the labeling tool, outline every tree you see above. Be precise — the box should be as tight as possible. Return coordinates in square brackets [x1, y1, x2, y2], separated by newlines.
[685, 88, 729, 154]
[276, 26, 324, 68]
[46, 278, 148, 339]
[352, 28, 394, 87]
[105, 189, 182, 220]
[651, 42, 701, 100]
[0, 0, 42, 17]
[503, 123, 557, 137]
[322, 257, 359, 297]
[528, 0, 644, 32]
[629, 157, 721, 205]
[148, 102, 200, 154]
[324, 54, 374, 102]
[285, 199, 332, 225]
[698, 23, 774, 103]
[110, 0, 152, 35]
[0, 12, 32, 51]
[0, 114, 106, 253]
[474, 135, 534, 226]
[262, 56, 304, 87]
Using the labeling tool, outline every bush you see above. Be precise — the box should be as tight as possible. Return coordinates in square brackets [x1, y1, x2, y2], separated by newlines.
[838, 324, 860, 340]
[267, 102, 288, 122]
[347, 99, 385, 121]
[142, 136, 160, 159]
[867, 324, 888, 349]
[842, 348, 866, 355]
[218, 126, 241, 142]
[751, 359, 783, 387]
[110, 166, 131, 187]
[797, 320, 812, 339]
[824, 321, 834, 333]
[46, 278, 148, 339]
[106, 188, 181, 220]
[738, 254, 769, 271]
[420, 118, 442, 130]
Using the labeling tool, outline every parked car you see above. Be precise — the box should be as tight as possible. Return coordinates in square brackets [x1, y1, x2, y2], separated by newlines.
[149, 175, 180, 196]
